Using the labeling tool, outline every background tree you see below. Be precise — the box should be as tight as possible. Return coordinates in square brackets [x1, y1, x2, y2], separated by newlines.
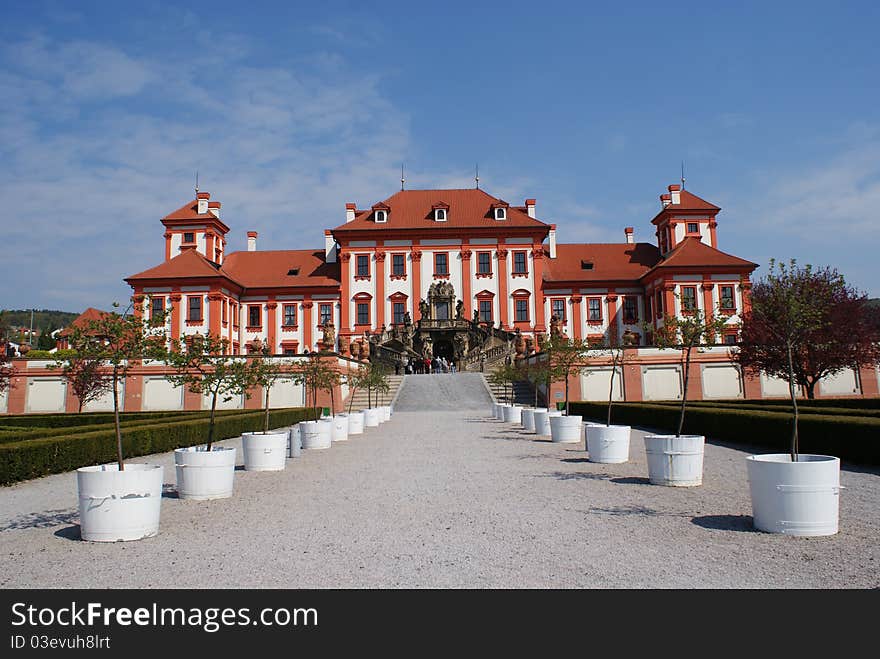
[599, 332, 633, 427]
[166, 333, 254, 450]
[63, 302, 167, 470]
[365, 361, 390, 407]
[53, 352, 112, 413]
[649, 306, 729, 437]
[488, 362, 520, 404]
[735, 259, 880, 461]
[346, 364, 370, 414]
[544, 334, 591, 415]
[291, 354, 338, 421]
[520, 358, 552, 408]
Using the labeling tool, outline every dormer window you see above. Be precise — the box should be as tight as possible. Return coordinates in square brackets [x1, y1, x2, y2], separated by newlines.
[494, 207, 506, 220]
[375, 210, 387, 223]
[581, 260, 594, 270]
[435, 208, 447, 221]
[183, 232, 195, 244]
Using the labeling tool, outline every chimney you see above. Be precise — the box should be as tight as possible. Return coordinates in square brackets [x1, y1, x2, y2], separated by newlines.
[548, 224, 557, 259]
[525, 198, 536, 218]
[345, 203, 356, 223]
[247, 231, 258, 252]
[324, 230, 337, 264]
[197, 191, 210, 214]
[625, 227, 634, 244]
[660, 193, 671, 208]
[207, 201, 221, 218]
[668, 184, 681, 205]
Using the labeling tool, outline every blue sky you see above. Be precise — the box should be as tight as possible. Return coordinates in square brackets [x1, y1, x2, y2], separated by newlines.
[2, 0, 879, 311]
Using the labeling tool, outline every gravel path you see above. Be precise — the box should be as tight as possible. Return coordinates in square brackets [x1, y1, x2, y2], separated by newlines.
[1, 380, 878, 588]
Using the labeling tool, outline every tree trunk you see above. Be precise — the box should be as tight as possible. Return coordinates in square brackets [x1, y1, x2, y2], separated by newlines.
[348, 386, 356, 414]
[263, 385, 271, 433]
[207, 389, 218, 451]
[113, 369, 124, 471]
[788, 342, 799, 462]
[607, 354, 617, 427]
[78, 399, 84, 413]
[805, 379, 817, 400]
[564, 372, 570, 416]
[677, 347, 692, 437]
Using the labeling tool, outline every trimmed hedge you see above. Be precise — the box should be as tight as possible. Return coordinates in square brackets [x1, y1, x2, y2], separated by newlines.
[569, 401, 880, 466]
[700, 398, 880, 410]
[0, 410, 214, 430]
[645, 400, 880, 419]
[0, 408, 312, 485]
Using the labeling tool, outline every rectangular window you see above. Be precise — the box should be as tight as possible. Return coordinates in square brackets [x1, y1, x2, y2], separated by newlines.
[283, 304, 297, 327]
[477, 252, 492, 274]
[515, 299, 529, 322]
[187, 296, 202, 321]
[393, 302, 405, 325]
[623, 297, 638, 324]
[392, 254, 405, 276]
[434, 252, 448, 275]
[319, 303, 332, 326]
[724, 332, 738, 345]
[720, 285, 735, 310]
[183, 232, 195, 244]
[151, 297, 164, 320]
[233, 304, 239, 328]
[283, 348, 296, 355]
[479, 300, 493, 323]
[587, 298, 602, 322]
[551, 298, 566, 322]
[645, 295, 652, 320]
[221, 299, 228, 323]
[687, 222, 699, 234]
[681, 286, 697, 312]
[656, 290, 663, 318]
[513, 251, 527, 274]
[356, 302, 370, 325]
[356, 255, 370, 277]
[248, 305, 261, 328]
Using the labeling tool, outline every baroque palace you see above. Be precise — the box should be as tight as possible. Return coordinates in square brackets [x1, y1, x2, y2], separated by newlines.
[126, 182, 755, 363]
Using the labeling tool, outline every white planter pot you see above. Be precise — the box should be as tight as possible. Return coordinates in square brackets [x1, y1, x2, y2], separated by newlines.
[381, 405, 391, 421]
[347, 411, 365, 435]
[549, 414, 583, 443]
[364, 408, 381, 427]
[644, 435, 704, 486]
[533, 409, 562, 436]
[77, 463, 163, 542]
[746, 454, 840, 536]
[503, 405, 523, 423]
[496, 404, 510, 420]
[300, 421, 332, 449]
[585, 425, 631, 464]
[332, 415, 349, 442]
[174, 446, 237, 500]
[490, 403, 498, 418]
[318, 418, 334, 444]
[288, 424, 302, 458]
[521, 408, 537, 432]
[241, 431, 288, 471]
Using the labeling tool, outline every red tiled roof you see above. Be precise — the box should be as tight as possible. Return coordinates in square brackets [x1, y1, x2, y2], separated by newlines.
[544, 243, 661, 283]
[651, 189, 720, 223]
[59, 308, 112, 337]
[126, 248, 230, 283]
[332, 189, 550, 232]
[222, 249, 340, 288]
[644, 237, 757, 276]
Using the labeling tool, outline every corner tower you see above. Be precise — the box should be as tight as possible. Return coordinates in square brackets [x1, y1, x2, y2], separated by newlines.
[650, 184, 720, 256]
[160, 191, 231, 265]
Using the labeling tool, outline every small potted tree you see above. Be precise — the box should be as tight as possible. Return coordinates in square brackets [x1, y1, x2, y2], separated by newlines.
[544, 334, 590, 442]
[645, 304, 729, 486]
[293, 353, 337, 449]
[344, 365, 369, 435]
[166, 333, 256, 492]
[366, 362, 391, 425]
[52, 350, 112, 413]
[519, 358, 551, 432]
[585, 331, 634, 464]
[64, 302, 168, 542]
[237, 343, 292, 471]
[736, 260, 880, 536]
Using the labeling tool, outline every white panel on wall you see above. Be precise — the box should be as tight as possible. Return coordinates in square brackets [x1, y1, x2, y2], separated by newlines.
[202, 392, 244, 410]
[819, 368, 859, 396]
[0, 388, 7, 413]
[269, 381, 305, 408]
[642, 366, 682, 400]
[580, 367, 624, 402]
[701, 364, 743, 399]
[82, 387, 119, 412]
[760, 373, 791, 398]
[26, 378, 66, 413]
[142, 376, 183, 410]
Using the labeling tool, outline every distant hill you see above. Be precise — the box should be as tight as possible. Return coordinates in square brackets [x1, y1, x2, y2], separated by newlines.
[1, 309, 80, 329]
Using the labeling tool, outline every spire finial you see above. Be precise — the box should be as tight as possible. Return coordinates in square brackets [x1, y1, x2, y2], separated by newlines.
[475, 163, 480, 189]
[195, 170, 199, 196]
[680, 161, 686, 190]
[401, 163, 405, 191]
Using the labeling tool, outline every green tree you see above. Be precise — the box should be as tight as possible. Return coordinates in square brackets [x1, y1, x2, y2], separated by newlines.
[291, 354, 338, 421]
[545, 334, 591, 415]
[346, 364, 370, 414]
[63, 302, 168, 469]
[248, 345, 294, 432]
[520, 358, 552, 408]
[648, 306, 730, 437]
[488, 362, 520, 405]
[52, 351, 112, 413]
[166, 333, 255, 450]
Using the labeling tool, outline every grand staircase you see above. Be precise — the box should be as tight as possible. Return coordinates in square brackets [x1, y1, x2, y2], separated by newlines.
[482, 376, 544, 407]
[343, 375, 405, 412]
